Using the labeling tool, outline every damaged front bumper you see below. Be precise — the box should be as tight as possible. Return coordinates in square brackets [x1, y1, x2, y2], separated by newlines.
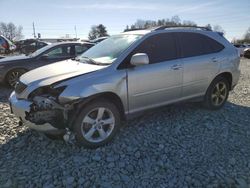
[9, 91, 65, 134]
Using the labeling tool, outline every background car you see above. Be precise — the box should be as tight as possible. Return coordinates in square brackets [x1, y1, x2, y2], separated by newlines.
[0, 41, 94, 87]
[15, 39, 51, 54]
[90, 37, 108, 44]
[244, 48, 250, 58]
[234, 44, 248, 56]
[0, 35, 16, 54]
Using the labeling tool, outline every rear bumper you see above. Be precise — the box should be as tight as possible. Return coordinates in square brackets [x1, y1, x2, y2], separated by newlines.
[9, 91, 64, 134]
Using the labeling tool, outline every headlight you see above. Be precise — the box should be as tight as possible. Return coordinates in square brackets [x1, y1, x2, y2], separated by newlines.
[28, 86, 66, 100]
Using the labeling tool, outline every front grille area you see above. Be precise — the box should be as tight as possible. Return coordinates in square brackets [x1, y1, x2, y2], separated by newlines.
[15, 81, 27, 94]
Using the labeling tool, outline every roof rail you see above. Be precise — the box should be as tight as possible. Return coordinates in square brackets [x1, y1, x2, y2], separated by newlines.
[153, 25, 212, 31]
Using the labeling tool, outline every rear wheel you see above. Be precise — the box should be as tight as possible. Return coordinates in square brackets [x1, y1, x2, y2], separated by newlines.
[73, 100, 121, 148]
[6, 69, 27, 88]
[203, 76, 229, 110]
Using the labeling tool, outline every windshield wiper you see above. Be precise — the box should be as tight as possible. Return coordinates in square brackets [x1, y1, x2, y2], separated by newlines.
[81, 56, 98, 64]
[77, 56, 109, 66]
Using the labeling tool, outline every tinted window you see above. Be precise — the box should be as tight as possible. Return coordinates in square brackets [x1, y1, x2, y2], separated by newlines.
[133, 33, 177, 64]
[177, 32, 224, 58]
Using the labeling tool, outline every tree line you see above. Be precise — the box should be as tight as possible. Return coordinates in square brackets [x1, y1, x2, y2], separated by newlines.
[124, 16, 225, 35]
[88, 16, 225, 40]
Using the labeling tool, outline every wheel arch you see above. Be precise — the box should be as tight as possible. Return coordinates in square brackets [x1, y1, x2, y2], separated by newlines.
[67, 92, 126, 129]
[214, 72, 233, 90]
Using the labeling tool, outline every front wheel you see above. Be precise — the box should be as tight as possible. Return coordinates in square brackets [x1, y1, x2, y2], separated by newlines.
[203, 76, 229, 110]
[6, 69, 27, 88]
[73, 100, 121, 148]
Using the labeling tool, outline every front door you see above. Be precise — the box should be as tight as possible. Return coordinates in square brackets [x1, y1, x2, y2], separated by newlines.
[127, 33, 183, 113]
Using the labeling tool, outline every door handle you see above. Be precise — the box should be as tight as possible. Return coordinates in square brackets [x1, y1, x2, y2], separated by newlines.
[171, 64, 182, 70]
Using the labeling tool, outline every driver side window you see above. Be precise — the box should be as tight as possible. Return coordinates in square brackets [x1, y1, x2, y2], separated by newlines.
[118, 33, 178, 69]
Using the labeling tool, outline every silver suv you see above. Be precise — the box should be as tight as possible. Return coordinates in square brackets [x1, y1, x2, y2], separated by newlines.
[9, 26, 240, 148]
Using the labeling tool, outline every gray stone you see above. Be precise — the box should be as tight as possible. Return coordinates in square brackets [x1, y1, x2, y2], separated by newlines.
[135, 151, 141, 158]
[121, 174, 130, 183]
[92, 155, 101, 161]
[66, 177, 75, 185]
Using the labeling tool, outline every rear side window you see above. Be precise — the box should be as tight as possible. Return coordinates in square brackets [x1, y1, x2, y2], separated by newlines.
[133, 33, 178, 64]
[176, 32, 224, 58]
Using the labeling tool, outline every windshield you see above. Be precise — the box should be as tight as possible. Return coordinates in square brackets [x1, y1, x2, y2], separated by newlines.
[78, 34, 142, 65]
[29, 44, 52, 57]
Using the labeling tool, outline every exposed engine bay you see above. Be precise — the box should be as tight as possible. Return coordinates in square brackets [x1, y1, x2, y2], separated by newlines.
[26, 96, 66, 129]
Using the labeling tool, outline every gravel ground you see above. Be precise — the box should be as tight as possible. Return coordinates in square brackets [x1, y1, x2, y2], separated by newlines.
[0, 58, 250, 188]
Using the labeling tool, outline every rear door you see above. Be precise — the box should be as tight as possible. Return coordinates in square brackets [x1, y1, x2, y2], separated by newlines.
[175, 32, 224, 98]
[127, 33, 183, 113]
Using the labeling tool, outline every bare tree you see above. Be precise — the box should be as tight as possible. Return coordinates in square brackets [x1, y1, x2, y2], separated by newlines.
[88, 24, 109, 40]
[213, 25, 225, 35]
[205, 24, 212, 30]
[244, 27, 250, 40]
[124, 16, 197, 31]
[182, 20, 197, 26]
[171, 15, 181, 25]
[0, 22, 23, 41]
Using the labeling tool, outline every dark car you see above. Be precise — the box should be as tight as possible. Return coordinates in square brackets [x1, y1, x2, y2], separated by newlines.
[244, 48, 250, 59]
[15, 39, 50, 54]
[0, 42, 94, 87]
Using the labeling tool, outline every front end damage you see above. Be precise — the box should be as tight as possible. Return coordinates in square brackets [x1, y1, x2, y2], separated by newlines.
[9, 87, 77, 143]
[27, 96, 65, 127]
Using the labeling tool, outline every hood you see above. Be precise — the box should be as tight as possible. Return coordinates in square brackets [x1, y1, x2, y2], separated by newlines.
[20, 59, 107, 86]
[0, 54, 30, 63]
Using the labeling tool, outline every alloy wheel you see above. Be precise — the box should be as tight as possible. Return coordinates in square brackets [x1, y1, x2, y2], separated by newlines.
[211, 82, 227, 106]
[8, 71, 21, 87]
[81, 107, 115, 143]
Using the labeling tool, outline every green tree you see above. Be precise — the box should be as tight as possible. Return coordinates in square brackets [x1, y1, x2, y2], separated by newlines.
[88, 24, 109, 40]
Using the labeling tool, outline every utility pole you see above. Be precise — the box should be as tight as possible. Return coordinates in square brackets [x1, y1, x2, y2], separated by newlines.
[74, 25, 77, 39]
[33, 22, 36, 38]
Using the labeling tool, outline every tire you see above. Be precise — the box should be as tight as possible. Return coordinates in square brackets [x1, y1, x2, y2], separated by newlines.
[203, 76, 230, 110]
[6, 69, 27, 88]
[73, 100, 121, 148]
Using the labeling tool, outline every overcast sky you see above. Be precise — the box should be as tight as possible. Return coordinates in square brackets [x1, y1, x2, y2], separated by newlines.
[0, 0, 249, 41]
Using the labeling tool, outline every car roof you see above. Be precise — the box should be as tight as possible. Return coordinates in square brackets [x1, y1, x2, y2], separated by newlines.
[48, 41, 93, 47]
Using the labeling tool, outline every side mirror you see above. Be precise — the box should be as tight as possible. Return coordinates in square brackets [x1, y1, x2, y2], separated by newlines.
[130, 53, 149, 66]
[40, 54, 49, 60]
